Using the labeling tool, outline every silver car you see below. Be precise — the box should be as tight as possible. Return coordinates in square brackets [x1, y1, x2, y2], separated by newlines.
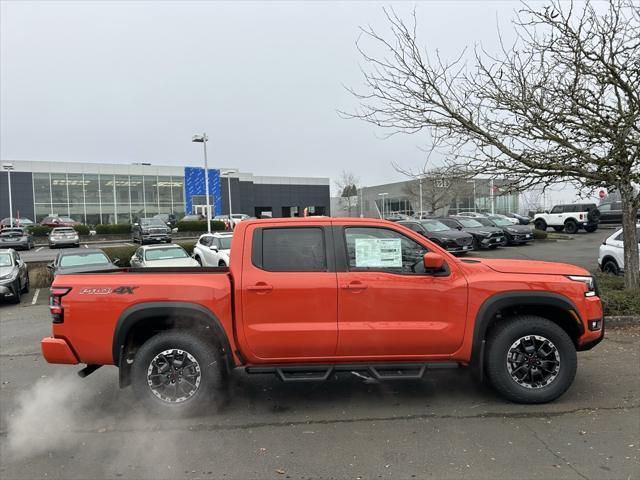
[130, 244, 200, 268]
[48, 227, 80, 248]
[0, 228, 34, 250]
[0, 249, 29, 304]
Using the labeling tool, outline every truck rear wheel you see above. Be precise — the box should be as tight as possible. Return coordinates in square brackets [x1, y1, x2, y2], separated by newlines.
[485, 315, 576, 404]
[533, 219, 547, 231]
[564, 219, 579, 234]
[131, 330, 224, 414]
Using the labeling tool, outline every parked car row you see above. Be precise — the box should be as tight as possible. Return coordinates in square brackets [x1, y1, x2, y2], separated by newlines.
[395, 213, 534, 254]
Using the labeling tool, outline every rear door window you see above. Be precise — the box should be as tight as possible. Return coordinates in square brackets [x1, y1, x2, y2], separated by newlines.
[259, 228, 327, 272]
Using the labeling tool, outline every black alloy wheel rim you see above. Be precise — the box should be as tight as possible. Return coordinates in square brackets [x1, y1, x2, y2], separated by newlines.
[147, 349, 202, 403]
[506, 335, 560, 389]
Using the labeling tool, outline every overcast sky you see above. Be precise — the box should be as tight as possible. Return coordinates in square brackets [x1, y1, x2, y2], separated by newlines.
[2, 1, 537, 191]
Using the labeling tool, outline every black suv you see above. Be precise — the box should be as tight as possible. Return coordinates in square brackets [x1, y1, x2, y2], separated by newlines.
[132, 218, 171, 244]
[598, 201, 640, 225]
[398, 219, 475, 254]
[437, 216, 506, 249]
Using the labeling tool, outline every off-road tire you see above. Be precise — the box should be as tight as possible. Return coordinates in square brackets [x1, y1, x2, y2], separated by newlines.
[584, 225, 598, 233]
[564, 219, 579, 234]
[602, 258, 620, 275]
[534, 219, 547, 231]
[132, 330, 225, 415]
[553, 226, 564, 232]
[587, 208, 601, 224]
[486, 315, 577, 404]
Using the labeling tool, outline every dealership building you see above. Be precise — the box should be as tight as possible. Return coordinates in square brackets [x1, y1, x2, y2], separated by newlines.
[0, 160, 330, 225]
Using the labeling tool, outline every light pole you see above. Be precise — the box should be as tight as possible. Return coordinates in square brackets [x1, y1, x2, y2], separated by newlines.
[192, 133, 211, 233]
[2, 163, 14, 227]
[466, 179, 477, 213]
[418, 177, 423, 218]
[378, 192, 388, 219]
[221, 169, 238, 226]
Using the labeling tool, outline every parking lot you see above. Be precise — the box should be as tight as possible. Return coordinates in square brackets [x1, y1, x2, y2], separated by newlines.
[1, 228, 638, 480]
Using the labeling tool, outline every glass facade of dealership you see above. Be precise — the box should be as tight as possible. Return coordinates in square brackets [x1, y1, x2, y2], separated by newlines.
[31, 172, 185, 225]
[0, 160, 331, 225]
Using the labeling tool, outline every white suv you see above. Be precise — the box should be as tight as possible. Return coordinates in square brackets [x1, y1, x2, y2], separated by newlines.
[533, 203, 601, 234]
[598, 225, 640, 275]
[192, 232, 233, 267]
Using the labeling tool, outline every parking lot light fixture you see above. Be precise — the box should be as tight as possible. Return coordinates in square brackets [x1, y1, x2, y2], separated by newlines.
[192, 133, 211, 233]
[221, 169, 238, 225]
[2, 163, 15, 228]
[378, 192, 389, 218]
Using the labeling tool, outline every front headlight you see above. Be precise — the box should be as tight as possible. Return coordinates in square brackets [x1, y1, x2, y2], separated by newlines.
[568, 275, 597, 297]
[0, 270, 17, 281]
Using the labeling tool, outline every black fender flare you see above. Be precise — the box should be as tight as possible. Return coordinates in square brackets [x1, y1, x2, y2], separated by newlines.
[470, 291, 584, 379]
[112, 301, 233, 367]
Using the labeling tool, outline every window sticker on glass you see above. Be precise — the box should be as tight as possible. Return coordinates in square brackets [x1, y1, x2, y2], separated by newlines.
[354, 238, 402, 268]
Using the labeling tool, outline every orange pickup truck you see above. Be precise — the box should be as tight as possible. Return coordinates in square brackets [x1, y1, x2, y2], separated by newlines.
[41, 217, 604, 412]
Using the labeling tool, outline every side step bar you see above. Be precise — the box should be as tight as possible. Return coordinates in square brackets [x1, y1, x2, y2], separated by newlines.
[244, 362, 460, 383]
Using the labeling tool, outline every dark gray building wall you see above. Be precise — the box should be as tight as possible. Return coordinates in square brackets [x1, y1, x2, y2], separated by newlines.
[218, 178, 329, 217]
[0, 171, 34, 221]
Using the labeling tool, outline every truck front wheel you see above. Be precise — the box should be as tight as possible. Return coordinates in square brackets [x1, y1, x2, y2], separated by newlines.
[131, 330, 224, 414]
[485, 315, 577, 404]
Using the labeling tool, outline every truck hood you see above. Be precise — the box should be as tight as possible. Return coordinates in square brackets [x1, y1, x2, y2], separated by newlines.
[464, 258, 588, 276]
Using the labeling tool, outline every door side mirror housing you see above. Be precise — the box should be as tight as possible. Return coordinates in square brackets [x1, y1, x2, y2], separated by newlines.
[423, 252, 445, 271]
[46, 263, 54, 271]
[544, 210, 549, 214]
[210, 246, 219, 252]
[112, 258, 120, 266]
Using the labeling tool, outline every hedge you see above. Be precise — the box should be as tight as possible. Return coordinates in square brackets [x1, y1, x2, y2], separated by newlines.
[532, 229, 548, 240]
[176, 220, 227, 232]
[594, 272, 640, 317]
[73, 224, 90, 236]
[102, 241, 196, 267]
[28, 225, 52, 237]
[95, 223, 132, 234]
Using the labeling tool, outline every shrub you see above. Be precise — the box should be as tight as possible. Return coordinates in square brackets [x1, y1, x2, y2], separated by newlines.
[95, 223, 132, 234]
[532, 229, 548, 240]
[176, 220, 227, 232]
[594, 272, 640, 316]
[29, 225, 52, 237]
[73, 224, 90, 236]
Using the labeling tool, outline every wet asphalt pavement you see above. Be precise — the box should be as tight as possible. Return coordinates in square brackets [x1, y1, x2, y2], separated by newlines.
[0, 298, 638, 480]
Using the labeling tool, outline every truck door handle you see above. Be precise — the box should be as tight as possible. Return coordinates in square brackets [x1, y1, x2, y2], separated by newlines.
[341, 282, 368, 290]
[247, 283, 273, 292]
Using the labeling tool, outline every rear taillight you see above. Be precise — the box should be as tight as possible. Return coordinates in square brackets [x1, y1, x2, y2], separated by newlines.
[579, 213, 584, 220]
[50, 287, 71, 324]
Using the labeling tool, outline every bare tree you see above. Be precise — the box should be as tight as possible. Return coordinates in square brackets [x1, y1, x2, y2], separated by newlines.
[345, 0, 640, 289]
[397, 164, 474, 214]
[334, 170, 360, 217]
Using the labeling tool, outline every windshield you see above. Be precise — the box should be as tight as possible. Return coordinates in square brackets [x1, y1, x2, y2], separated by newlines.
[59, 252, 110, 267]
[473, 218, 494, 227]
[490, 217, 512, 226]
[421, 220, 450, 232]
[144, 247, 188, 261]
[0, 253, 12, 266]
[141, 218, 166, 226]
[218, 236, 233, 249]
[458, 218, 483, 228]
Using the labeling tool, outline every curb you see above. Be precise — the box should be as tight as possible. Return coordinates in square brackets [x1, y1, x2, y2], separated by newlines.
[606, 316, 640, 326]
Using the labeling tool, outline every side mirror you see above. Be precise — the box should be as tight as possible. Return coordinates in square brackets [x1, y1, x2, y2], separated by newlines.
[113, 258, 120, 265]
[544, 210, 549, 214]
[457, 226, 463, 231]
[423, 252, 445, 271]
[47, 263, 54, 271]
[210, 246, 219, 252]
